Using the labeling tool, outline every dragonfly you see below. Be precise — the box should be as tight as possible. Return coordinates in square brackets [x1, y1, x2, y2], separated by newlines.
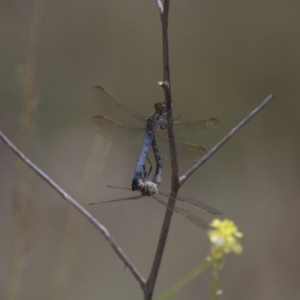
[89, 179, 223, 229]
[92, 86, 219, 190]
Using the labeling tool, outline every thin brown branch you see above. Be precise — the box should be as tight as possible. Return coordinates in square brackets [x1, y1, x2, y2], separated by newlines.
[180, 94, 275, 185]
[0, 129, 146, 289]
[145, 1, 177, 299]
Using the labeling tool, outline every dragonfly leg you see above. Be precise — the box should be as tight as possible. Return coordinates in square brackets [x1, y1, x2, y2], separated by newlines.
[159, 107, 173, 130]
[145, 154, 153, 180]
[141, 160, 152, 181]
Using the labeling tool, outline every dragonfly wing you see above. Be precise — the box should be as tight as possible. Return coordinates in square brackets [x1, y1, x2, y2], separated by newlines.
[106, 185, 131, 191]
[158, 188, 222, 215]
[93, 86, 146, 127]
[175, 141, 206, 162]
[152, 195, 210, 229]
[173, 118, 220, 137]
[89, 194, 144, 205]
[92, 116, 145, 146]
[155, 135, 207, 162]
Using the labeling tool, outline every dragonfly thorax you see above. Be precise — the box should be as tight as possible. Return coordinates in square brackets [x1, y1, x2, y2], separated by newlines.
[145, 117, 160, 134]
[144, 102, 168, 134]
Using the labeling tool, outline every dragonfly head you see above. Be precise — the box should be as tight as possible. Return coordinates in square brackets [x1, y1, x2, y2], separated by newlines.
[154, 102, 166, 115]
[138, 179, 158, 196]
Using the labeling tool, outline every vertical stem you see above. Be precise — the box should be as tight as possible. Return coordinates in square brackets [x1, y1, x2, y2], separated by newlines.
[161, 1, 179, 181]
[145, 1, 180, 299]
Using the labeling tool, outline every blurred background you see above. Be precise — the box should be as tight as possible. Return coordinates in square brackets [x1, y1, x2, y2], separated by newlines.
[1, 0, 300, 299]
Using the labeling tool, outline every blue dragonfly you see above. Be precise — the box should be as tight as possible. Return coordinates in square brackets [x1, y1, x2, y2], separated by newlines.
[89, 137, 222, 229]
[92, 86, 219, 191]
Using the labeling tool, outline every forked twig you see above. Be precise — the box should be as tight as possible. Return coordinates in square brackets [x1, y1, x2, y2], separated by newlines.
[0, 130, 146, 288]
[180, 93, 275, 185]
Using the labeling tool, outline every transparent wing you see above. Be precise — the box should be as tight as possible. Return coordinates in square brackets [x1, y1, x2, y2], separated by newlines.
[89, 194, 144, 205]
[155, 138, 207, 162]
[92, 86, 146, 127]
[175, 141, 206, 161]
[89, 184, 213, 229]
[92, 116, 145, 146]
[92, 116, 207, 159]
[152, 195, 210, 229]
[158, 188, 222, 215]
[173, 118, 220, 137]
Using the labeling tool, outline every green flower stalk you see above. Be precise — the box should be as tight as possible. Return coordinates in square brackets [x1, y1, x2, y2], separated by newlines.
[154, 219, 243, 300]
[207, 219, 243, 299]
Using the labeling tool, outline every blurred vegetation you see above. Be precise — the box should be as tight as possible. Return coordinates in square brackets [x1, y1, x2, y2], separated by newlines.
[1, 1, 300, 299]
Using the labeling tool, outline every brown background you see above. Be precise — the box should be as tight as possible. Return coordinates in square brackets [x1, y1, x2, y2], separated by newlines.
[1, 1, 300, 299]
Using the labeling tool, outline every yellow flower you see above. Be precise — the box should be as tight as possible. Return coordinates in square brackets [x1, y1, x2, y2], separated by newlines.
[207, 219, 243, 260]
